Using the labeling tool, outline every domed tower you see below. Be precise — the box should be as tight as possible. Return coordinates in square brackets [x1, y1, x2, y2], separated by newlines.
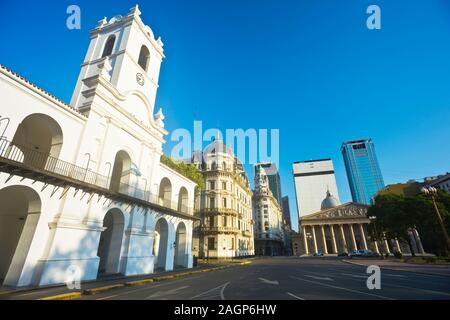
[321, 188, 340, 210]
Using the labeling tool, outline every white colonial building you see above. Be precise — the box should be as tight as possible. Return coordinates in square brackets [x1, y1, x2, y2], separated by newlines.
[0, 6, 197, 287]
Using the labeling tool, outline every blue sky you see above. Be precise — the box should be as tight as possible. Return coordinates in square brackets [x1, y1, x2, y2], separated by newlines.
[1, 0, 450, 231]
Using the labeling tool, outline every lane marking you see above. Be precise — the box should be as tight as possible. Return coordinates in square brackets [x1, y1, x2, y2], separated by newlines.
[146, 286, 190, 299]
[220, 282, 229, 300]
[190, 282, 230, 300]
[341, 273, 367, 279]
[304, 275, 334, 281]
[289, 276, 395, 300]
[259, 278, 280, 285]
[287, 292, 305, 300]
[96, 275, 201, 300]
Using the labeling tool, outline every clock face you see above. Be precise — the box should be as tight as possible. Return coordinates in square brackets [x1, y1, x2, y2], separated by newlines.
[136, 73, 145, 86]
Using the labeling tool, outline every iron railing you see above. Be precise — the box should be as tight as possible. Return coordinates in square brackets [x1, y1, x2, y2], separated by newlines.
[0, 138, 193, 215]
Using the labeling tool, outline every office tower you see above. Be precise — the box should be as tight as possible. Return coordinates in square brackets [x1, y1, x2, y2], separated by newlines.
[293, 159, 340, 218]
[341, 138, 384, 205]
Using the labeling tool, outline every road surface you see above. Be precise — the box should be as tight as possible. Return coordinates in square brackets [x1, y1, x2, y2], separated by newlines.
[72, 257, 450, 300]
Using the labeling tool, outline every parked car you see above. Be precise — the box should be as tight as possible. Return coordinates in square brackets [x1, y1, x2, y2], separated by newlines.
[361, 250, 380, 258]
[337, 252, 349, 257]
[350, 249, 380, 258]
[349, 250, 364, 257]
[313, 250, 324, 257]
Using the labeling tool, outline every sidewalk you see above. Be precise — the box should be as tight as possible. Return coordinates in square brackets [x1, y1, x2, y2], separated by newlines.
[0, 261, 246, 300]
[344, 258, 450, 277]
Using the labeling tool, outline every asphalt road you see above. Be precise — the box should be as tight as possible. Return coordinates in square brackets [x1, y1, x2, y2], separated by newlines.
[75, 257, 450, 300]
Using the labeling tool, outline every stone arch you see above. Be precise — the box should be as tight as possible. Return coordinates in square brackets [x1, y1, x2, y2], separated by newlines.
[158, 177, 172, 207]
[174, 222, 188, 268]
[177, 187, 189, 213]
[0, 185, 41, 286]
[109, 150, 132, 193]
[97, 208, 125, 276]
[10, 113, 63, 169]
[153, 217, 169, 271]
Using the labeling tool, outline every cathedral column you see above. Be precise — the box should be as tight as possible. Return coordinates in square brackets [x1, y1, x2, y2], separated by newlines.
[359, 224, 368, 250]
[302, 226, 309, 255]
[395, 239, 402, 253]
[330, 225, 338, 254]
[312, 225, 318, 254]
[350, 224, 357, 250]
[414, 229, 425, 254]
[373, 240, 380, 254]
[384, 233, 391, 254]
[321, 225, 328, 254]
[339, 224, 348, 252]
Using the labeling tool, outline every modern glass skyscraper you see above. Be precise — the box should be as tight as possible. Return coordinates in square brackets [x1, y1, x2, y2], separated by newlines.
[341, 138, 385, 205]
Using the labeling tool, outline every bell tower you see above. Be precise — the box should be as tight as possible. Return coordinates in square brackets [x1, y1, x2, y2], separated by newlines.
[70, 5, 165, 125]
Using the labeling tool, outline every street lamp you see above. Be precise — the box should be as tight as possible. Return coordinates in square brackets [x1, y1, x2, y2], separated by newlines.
[421, 186, 450, 253]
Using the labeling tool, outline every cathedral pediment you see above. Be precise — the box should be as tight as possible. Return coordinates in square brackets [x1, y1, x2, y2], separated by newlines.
[301, 203, 369, 221]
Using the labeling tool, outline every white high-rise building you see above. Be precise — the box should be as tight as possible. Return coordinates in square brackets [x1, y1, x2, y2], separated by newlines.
[293, 159, 340, 218]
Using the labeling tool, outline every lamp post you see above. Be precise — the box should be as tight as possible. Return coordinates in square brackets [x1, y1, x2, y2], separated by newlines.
[421, 186, 450, 254]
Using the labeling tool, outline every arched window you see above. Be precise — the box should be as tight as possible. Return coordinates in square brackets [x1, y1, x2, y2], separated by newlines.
[102, 35, 116, 58]
[138, 45, 150, 71]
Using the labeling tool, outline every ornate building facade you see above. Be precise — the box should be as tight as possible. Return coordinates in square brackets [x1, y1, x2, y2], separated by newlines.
[253, 163, 285, 256]
[0, 6, 196, 287]
[190, 140, 254, 259]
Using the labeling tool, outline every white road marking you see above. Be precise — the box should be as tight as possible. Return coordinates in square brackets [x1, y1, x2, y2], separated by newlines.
[382, 283, 450, 297]
[259, 278, 279, 285]
[190, 282, 230, 300]
[341, 273, 368, 279]
[287, 292, 305, 300]
[384, 274, 406, 278]
[289, 276, 395, 300]
[304, 275, 334, 281]
[147, 286, 190, 299]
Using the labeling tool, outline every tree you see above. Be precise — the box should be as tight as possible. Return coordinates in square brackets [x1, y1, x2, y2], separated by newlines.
[367, 194, 418, 256]
[369, 190, 450, 256]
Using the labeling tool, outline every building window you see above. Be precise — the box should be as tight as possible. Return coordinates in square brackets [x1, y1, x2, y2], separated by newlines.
[102, 35, 116, 58]
[223, 197, 227, 208]
[209, 197, 215, 209]
[209, 181, 215, 190]
[209, 216, 214, 227]
[223, 216, 227, 227]
[222, 181, 227, 190]
[138, 45, 150, 71]
[207, 238, 215, 250]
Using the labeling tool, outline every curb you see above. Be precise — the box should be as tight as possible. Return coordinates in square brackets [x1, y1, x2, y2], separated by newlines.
[39, 261, 251, 300]
[39, 292, 82, 300]
[342, 259, 450, 277]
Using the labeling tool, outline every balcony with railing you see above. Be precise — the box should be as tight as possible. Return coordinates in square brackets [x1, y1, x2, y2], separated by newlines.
[199, 225, 240, 235]
[0, 138, 194, 218]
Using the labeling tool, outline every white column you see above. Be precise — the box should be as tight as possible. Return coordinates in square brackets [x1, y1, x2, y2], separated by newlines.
[302, 226, 309, 255]
[359, 224, 368, 250]
[395, 239, 402, 253]
[339, 224, 348, 252]
[413, 229, 425, 254]
[373, 240, 380, 254]
[384, 233, 391, 254]
[330, 225, 338, 254]
[350, 224, 357, 250]
[321, 225, 328, 254]
[312, 225, 318, 254]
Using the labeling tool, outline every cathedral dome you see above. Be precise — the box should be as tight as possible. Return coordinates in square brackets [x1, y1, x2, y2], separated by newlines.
[321, 189, 340, 210]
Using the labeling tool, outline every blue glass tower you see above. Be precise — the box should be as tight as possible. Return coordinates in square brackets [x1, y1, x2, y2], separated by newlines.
[341, 139, 384, 205]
